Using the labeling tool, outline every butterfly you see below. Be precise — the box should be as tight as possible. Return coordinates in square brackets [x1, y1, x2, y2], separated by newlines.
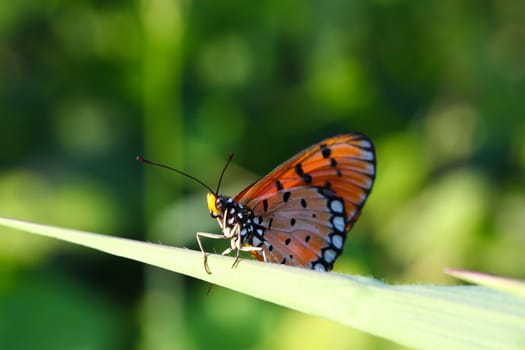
[138, 133, 376, 274]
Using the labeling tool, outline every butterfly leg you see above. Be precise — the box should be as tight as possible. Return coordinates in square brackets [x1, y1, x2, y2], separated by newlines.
[232, 247, 242, 269]
[221, 242, 243, 269]
[260, 248, 267, 262]
[233, 246, 265, 268]
[196, 231, 227, 274]
[230, 225, 242, 269]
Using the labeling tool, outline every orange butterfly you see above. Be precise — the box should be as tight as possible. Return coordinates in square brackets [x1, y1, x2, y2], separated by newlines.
[138, 133, 376, 274]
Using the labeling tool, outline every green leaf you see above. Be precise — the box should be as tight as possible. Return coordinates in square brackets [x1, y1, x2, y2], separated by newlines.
[445, 268, 525, 299]
[1, 216, 524, 350]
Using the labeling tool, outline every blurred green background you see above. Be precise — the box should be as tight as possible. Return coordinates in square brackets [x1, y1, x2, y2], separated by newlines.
[1, 0, 524, 349]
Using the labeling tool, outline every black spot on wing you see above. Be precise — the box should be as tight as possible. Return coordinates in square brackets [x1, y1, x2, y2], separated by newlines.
[302, 173, 312, 184]
[295, 163, 304, 176]
[294, 162, 312, 184]
[321, 145, 331, 158]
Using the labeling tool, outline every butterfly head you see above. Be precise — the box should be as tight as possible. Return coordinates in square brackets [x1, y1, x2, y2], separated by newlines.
[207, 193, 233, 219]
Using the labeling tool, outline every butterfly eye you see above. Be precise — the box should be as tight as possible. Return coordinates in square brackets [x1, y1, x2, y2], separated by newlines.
[207, 193, 221, 217]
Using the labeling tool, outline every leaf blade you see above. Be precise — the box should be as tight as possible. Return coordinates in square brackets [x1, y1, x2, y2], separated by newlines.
[445, 268, 525, 299]
[1, 216, 524, 350]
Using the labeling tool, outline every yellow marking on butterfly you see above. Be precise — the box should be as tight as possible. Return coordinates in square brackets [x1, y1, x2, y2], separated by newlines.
[207, 193, 220, 215]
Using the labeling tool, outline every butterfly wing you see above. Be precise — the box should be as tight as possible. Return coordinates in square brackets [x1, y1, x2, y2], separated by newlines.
[235, 133, 376, 271]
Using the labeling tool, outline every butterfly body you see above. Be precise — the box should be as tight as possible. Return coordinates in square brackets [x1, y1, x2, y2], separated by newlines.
[208, 194, 267, 254]
[199, 133, 376, 273]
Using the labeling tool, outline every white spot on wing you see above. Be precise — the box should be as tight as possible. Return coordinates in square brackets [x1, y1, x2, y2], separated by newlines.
[356, 139, 371, 148]
[332, 216, 345, 232]
[314, 263, 326, 272]
[329, 199, 344, 213]
[252, 236, 262, 246]
[323, 249, 337, 263]
[359, 150, 374, 161]
[331, 234, 344, 249]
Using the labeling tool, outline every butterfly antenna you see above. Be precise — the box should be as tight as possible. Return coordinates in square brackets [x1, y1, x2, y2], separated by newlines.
[215, 152, 233, 195]
[136, 156, 215, 194]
